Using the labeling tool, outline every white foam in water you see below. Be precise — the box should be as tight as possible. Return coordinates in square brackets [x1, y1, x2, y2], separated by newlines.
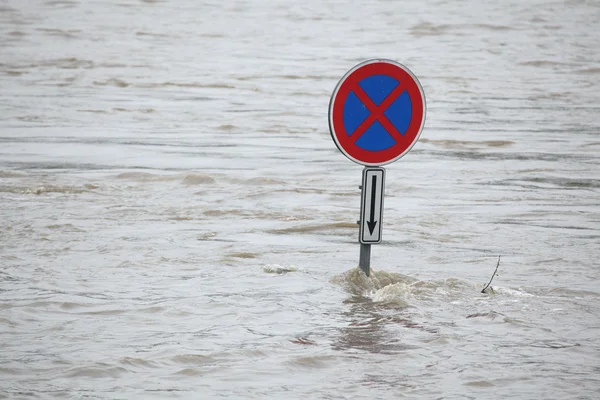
[370, 282, 414, 304]
[494, 286, 535, 297]
[262, 264, 299, 274]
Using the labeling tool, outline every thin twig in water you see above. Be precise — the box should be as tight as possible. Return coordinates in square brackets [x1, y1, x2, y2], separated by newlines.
[481, 255, 501, 294]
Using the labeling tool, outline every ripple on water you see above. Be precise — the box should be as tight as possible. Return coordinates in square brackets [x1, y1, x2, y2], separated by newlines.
[285, 355, 335, 369]
[119, 357, 158, 368]
[63, 365, 128, 379]
[170, 354, 216, 365]
[182, 174, 216, 185]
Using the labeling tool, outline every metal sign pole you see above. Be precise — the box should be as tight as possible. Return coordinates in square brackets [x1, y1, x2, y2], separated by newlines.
[358, 170, 372, 277]
[357, 167, 385, 277]
[359, 243, 371, 277]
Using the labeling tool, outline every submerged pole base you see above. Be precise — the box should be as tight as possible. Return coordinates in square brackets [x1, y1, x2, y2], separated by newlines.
[359, 243, 371, 277]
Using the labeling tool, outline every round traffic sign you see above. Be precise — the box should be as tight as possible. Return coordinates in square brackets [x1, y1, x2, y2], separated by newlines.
[328, 59, 426, 166]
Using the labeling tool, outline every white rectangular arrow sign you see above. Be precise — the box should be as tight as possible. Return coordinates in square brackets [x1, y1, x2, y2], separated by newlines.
[359, 167, 385, 244]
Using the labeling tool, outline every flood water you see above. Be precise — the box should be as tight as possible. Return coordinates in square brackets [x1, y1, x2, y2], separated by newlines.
[1, 0, 599, 398]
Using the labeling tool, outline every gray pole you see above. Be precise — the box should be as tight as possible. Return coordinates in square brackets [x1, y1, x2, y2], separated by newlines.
[359, 243, 371, 277]
[358, 169, 372, 277]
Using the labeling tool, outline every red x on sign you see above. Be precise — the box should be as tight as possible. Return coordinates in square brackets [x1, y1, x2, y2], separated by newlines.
[328, 59, 426, 166]
[349, 81, 407, 142]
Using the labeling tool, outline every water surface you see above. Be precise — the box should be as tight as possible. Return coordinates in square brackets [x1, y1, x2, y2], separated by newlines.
[1, 0, 599, 398]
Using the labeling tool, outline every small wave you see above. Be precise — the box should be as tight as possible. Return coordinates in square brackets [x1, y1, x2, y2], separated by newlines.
[582, 142, 600, 148]
[544, 287, 600, 298]
[63, 365, 127, 378]
[576, 67, 600, 74]
[472, 23, 514, 31]
[374, 278, 475, 304]
[494, 287, 535, 297]
[182, 174, 216, 185]
[173, 368, 204, 376]
[0, 317, 17, 327]
[0, 170, 25, 178]
[135, 31, 173, 38]
[529, 91, 572, 100]
[120, 357, 157, 368]
[37, 28, 80, 38]
[246, 177, 286, 185]
[420, 138, 514, 149]
[519, 60, 572, 67]
[229, 176, 286, 185]
[268, 222, 356, 234]
[290, 337, 317, 345]
[168, 216, 195, 221]
[216, 124, 237, 131]
[285, 355, 334, 369]
[138, 306, 165, 313]
[412, 21, 514, 36]
[529, 340, 580, 349]
[203, 208, 298, 222]
[370, 283, 412, 307]
[46, 223, 86, 232]
[93, 78, 130, 87]
[409, 22, 452, 37]
[78, 109, 109, 114]
[59, 302, 83, 310]
[113, 107, 155, 113]
[45, 1, 79, 7]
[332, 269, 479, 306]
[0, 185, 89, 195]
[466, 311, 505, 320]
[198, 231, 217, 240]
[41, 57, 94, 69]
[115, 172, 179, 182]
[426, 149, 579, 162]
[412, 22, 516, 36]
[171, 354, 215, 365]
[263, 264, 297, 274]
[331, 268, 417, 299]
[139, 82, 236, 89]
[274, 74, 329, 81]
[203, 209, 243, 217]
[506, 177, 600, 189]
[5, 70, 25, 76]
[464, 380, 495, 388]
[228, 252, 257, 259]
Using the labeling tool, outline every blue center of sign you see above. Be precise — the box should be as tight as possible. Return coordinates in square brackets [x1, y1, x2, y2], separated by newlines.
[342, 74, 412, 151]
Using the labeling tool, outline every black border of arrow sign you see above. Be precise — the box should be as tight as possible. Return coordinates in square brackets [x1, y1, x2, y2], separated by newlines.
[359, 167, 385, 244]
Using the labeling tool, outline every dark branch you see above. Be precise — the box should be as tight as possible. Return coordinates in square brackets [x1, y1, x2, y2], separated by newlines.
[481, 255, 501, 294]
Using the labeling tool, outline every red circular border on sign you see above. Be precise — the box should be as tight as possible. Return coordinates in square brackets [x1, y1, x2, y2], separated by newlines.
[328, 59, 426, 166]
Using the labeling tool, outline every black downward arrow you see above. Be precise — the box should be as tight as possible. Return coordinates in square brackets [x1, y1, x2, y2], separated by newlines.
[367, 174, 378, 235]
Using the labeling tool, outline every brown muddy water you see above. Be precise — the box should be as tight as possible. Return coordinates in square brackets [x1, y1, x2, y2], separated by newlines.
[1, 0, 599, 398]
